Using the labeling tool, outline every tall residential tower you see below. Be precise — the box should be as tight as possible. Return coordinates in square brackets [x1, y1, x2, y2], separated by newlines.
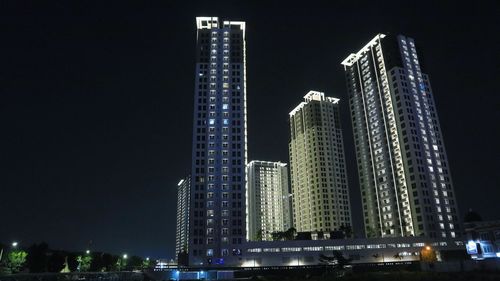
[289, 91, 352, 233]
[189, 17, 247, 266]
[342, 34, 460, 238]
[246, 160, 292, 241]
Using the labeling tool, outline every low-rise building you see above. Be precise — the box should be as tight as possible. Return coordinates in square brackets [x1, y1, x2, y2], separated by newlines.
[241, 236, 464, 267]
[465, 220, 500, 260]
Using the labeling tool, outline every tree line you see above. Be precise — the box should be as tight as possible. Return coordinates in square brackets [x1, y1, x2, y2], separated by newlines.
[0, 242, 153, 275]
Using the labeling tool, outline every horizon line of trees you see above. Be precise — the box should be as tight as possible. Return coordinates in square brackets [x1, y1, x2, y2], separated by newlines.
[0, 242, 154, 276]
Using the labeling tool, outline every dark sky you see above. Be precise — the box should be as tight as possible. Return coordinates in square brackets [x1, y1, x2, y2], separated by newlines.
[1, 1, 498, 259]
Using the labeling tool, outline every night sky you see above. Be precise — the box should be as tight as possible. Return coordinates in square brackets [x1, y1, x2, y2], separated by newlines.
[1, 1, 498, 259]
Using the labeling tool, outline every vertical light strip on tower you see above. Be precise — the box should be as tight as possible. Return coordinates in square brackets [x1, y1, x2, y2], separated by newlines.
[175, 176, 191, 262]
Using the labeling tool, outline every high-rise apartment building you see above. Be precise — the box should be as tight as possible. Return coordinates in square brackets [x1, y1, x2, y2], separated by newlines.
[189, 17, 247, 266]
[246, 160, 292, 241]
[289, 91, 352, 233]
[342, 34, 460, 238]
[175, 176, 190, 261]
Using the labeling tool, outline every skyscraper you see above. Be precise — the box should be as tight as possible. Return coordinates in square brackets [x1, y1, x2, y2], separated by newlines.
[342, 34, 460, 238]
[246, 160, 292, 241]
[189, 17, 247, 266]
[289, 91, 352, 234]
[175, 176, 190, 262]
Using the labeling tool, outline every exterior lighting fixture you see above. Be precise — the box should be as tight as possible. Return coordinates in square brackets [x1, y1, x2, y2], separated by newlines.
[11, 242, 18, 248]
[123, 254, 128, 259]
[86, 250, 90, 254]
[425, 246, 431, 251]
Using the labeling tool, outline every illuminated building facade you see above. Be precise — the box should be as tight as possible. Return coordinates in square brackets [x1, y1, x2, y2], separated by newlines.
[289, 91, 352, 233]
[175, 175, 190, 261]
[247, 160, 292, 241]
[189, 17, 247, 266]
[465, 220, 500, 260]
[242, 236, 464, 267]
[342, 34, 460, 239]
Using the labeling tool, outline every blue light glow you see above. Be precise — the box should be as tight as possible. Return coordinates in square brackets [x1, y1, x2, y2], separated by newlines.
[466, 240, 478, 255]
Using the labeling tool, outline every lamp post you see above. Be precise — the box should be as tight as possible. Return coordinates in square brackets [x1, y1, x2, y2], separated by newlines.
[0, 242, 19, 263]
[123, 254, 128, 271]
[421, 245, 436, 262]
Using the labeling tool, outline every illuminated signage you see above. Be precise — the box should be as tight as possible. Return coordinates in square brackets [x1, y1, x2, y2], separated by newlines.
[466, 241, 478, 255]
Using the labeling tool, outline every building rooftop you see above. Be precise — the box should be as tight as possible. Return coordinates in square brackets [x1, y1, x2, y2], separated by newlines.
[196, 16, 246, 32]
[289, 90, 340, 117]
[341, 33, 386, 67]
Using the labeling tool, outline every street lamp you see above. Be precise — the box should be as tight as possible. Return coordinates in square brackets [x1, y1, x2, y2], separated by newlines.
[146, 257, 150, 261]
[123, 254, 128, 259]
[86, 250, 90, 254]
[0, 242, 19, 263]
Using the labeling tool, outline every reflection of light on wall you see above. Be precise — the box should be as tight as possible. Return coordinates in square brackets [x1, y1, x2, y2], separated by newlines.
[241, 260, 260, 267]
[287, 259, 303, 266]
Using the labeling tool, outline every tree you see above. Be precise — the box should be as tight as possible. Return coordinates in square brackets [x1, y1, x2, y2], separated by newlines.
[128, 256, 143, 271]
[271, 231, 283, 241]
[255, 229, 263, 241]
[77, 255, 92, 272]
[339, 225, 353, 238]
[114, 257, 127, 271]
[319, 251, 351, 269]
[177, 250, 189, 267]
[365, 226, 377, 238]
[47, 251, 65, 272]
[26, 243, 49, 273]
[284, 227, 297, 240]
[1, 250, 28, 274]
[393, 253, 403, 260]
[141, 259, 155, 270]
